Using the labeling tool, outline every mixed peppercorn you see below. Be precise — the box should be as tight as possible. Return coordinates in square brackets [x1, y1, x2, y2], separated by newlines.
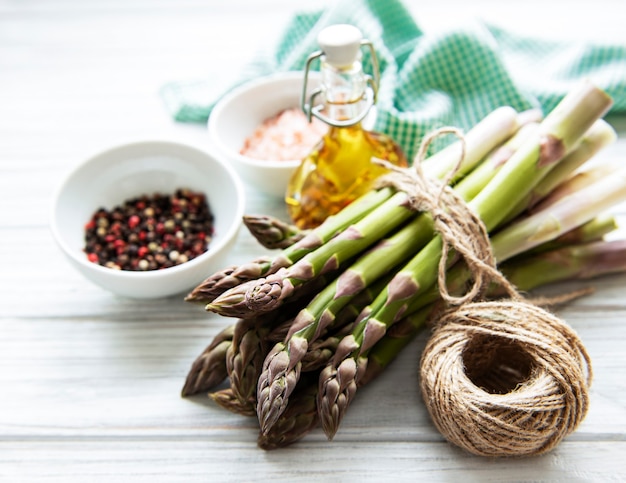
[84, 188, 214, 271]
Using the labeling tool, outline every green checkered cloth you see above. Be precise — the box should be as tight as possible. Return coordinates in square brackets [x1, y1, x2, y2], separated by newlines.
[160, 0, 626, 161]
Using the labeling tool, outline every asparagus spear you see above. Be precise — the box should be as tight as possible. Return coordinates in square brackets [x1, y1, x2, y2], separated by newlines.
[209, 388, 257, 417]
[226, 293, 326, 409]
[318, 81, 614, 439]
[419, 106, 526, 181]
[257, 373, 320, 450]
[181, 325, 234, 397]
[491, 165, 626, 260]
[502, 239, 626, 291]
[185, 257, 272, 304]
[525, 214, 617, 255]
[226, 319, 270, 411]
[502, 118, 616, 222]
[243, 214, 308, 249]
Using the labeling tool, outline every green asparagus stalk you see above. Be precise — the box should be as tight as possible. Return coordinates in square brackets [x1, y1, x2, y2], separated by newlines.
[205, 264, 338, 321]
[209, 388, 257, 417]
[226, 292, 327, 409]
[502, 238, 626, 291]
[257, 372, 320, 450]
[525, 214, 617, 255]
[491, 165, 626, 260]
[226, 319, 270, 411]
[532, 161, 621, 215]
[181, 324, 234, 397]
[243, 214, 308, 249]
[318, 81, 614, 439]
[185, 256, 271, 304]
[502, 119, 616, 222]
[419, 106, 525, 181]
[301, 302, 371, 372]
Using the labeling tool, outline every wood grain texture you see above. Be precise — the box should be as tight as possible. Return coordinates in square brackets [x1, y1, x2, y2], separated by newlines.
[0, 1, 624, 481]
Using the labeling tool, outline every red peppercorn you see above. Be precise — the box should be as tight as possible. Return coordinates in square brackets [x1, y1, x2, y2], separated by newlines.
[110, 222, 122, 235]
[128, 215, 141, 229]
[87, 253, 99, 263]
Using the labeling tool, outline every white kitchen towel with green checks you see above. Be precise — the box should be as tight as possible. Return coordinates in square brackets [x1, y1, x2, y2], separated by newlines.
[160, 0, 626, 160]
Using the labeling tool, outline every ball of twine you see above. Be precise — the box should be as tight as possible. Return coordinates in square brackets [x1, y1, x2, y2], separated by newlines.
[420, 300, 592, 457]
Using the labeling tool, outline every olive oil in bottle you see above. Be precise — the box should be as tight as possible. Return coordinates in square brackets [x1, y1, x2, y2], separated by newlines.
[286, 24, 408, 229]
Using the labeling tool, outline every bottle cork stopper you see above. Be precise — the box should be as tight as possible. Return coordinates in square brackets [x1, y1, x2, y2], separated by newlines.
[317, 24, 363, 68]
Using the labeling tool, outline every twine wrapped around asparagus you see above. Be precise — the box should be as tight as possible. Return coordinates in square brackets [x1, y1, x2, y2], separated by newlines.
[363, 126, 591, 456]
[181, 81, 625, 453]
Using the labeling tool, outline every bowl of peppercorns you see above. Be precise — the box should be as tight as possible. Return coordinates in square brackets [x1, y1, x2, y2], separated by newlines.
[51, 140, 245, 299]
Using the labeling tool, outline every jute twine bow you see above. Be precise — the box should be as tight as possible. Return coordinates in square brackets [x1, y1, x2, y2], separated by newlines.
[374, 128, 592, 457]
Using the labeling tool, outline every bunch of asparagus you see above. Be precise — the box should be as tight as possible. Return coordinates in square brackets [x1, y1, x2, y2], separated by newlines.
[182, 81, 626, 449]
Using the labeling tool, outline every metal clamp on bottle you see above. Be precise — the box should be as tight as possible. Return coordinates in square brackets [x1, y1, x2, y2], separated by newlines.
[301, 24, 380, 128]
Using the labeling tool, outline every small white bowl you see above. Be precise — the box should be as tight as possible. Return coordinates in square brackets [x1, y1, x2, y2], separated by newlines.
[51, 140, 245, 299]
[208, 71, 322, 198]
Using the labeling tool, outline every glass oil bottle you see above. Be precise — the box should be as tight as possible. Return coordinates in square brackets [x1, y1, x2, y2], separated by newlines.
[285, 24, 408, 229]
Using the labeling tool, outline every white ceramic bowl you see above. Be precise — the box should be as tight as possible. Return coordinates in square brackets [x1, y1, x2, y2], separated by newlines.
[51, 140, 245, 299]
[207, 71, 321, 198]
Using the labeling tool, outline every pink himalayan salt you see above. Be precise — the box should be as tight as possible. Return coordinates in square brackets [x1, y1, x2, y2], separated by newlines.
[240, 108, 327, 161]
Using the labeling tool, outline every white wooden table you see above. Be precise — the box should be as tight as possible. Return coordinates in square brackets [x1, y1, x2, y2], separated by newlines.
[1, 1, 625, 481]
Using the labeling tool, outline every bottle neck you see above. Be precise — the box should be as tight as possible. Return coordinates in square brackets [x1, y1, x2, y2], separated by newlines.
[320, 58, 370, 125]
